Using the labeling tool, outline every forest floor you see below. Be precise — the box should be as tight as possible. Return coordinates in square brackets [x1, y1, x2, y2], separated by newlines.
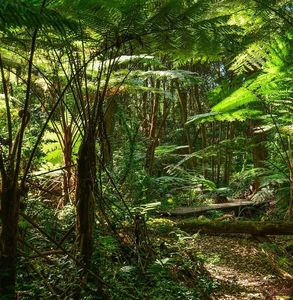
[193, 235, 293, 300]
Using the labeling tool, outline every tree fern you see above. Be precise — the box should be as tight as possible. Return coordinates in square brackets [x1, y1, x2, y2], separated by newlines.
[0, 0, 76, 32]
[188, 31, 292, 126]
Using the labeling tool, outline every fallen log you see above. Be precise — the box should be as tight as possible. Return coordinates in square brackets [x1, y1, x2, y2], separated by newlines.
[177, 219, 293, 235]
[162, 200, 269, 217]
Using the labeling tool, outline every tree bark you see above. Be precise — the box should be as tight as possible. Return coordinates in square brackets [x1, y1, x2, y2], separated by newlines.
[63, 124, 73, 205]
[288, 136, 293, 220]
[288, 165, 293, 220]
[0, 174, 20, 298]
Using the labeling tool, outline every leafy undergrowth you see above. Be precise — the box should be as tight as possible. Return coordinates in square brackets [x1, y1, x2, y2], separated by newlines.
[98, 229, 215, 299]
[17, 201, 214, 299]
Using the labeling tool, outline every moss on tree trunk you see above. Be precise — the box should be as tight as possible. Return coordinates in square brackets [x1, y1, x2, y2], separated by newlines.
[177, 219, 293, 235]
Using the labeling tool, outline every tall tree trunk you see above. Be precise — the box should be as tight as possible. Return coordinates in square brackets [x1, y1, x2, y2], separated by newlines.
[75, 131, 96, 269]
[0, 174, 20, 298]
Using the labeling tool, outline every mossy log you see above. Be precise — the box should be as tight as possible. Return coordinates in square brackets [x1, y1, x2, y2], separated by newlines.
[162, 200, 270, 217]
[177, 220, 293, 235]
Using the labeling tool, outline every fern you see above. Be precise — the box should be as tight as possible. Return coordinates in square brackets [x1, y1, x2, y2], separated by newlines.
[192, 31, 293, 129]
[186, 108, 262, 125]
[42, 130, 63, 166]
[0, 0, 76, 32]
[212, 87, 258, 112]
[229, 42, 268, 75]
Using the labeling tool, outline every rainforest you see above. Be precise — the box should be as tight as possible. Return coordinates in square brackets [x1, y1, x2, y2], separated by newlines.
[0, 0, 292, 299]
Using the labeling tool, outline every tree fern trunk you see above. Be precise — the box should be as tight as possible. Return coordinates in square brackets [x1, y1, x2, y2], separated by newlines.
[0, 174, 20, 298]
[75, 132, 96, 269]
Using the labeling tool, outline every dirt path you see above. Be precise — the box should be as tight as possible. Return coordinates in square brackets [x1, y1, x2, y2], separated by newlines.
[194, 235, 293, 299]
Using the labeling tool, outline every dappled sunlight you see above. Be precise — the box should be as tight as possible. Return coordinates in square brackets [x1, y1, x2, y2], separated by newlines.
[193, 235, 293, 299]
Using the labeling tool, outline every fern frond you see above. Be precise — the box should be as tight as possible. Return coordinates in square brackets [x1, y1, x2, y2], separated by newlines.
[212, 87, 258, 112]
[0, 0, 76, 32]
[229, 42, 268, 75]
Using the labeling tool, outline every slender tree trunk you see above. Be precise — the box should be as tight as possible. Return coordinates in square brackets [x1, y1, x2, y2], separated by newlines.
[142, 91, 149, 135]
[193, 85, 208, 177]
[289, 170, 293, 219]
[145, 80, 160, 174]
[217, 123, 222, 185]
[224, 122, 234, 184]
[248, 121, 268, 193]
[201, 124, 208, 178]
[176, 82, 194, 168]
[0, 174, 20, 298]
[211, 122, 215, 181]
[102, 97, 117, 166]
[288, 137, 293, 219]
[63, 125, 73, 205]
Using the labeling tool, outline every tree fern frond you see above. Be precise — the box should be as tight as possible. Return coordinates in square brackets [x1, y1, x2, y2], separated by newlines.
[133, 70, 200, 82]
[186, 112, 221, 125]
[212, 87, 258, 112]
[229, 42, 268, 75]
[186, 108, 262, 125]
[0, 0, 76, 33]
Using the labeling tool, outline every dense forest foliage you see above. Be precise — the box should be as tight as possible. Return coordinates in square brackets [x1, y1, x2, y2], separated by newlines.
[0, 0, 292, 299]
